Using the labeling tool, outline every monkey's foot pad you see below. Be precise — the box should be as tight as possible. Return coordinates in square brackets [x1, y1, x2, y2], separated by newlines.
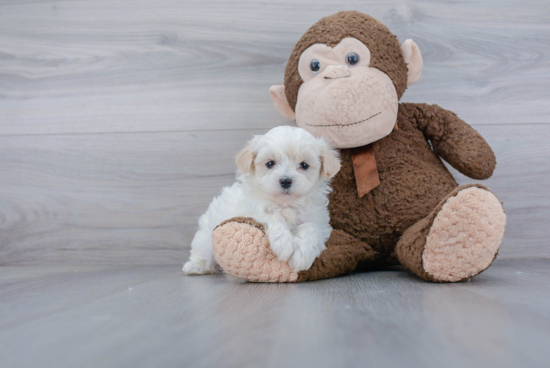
[212, 217, 298, 282]
[423, 187, 507, 282]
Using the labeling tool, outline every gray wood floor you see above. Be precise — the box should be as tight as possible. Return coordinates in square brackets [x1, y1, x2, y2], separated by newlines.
[1, 259, 549, 368]
[1, 0, 550, 264]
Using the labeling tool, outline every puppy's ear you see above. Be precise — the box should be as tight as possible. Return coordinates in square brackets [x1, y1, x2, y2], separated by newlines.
[319, 140, 341, 179]
[236, 136, 260, 174]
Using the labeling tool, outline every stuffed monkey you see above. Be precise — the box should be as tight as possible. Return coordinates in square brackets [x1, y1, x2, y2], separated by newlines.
[212, 11, 506, 283]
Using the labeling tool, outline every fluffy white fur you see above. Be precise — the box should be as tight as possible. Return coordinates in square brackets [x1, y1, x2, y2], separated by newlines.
[183, 125, 341, 275]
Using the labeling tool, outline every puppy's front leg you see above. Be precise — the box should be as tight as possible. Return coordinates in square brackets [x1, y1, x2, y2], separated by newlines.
[289, 223, 328, 272]
[266, 213, 294, 262]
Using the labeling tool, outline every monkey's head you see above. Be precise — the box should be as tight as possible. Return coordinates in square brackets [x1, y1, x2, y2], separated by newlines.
[270, 11, 423, 149]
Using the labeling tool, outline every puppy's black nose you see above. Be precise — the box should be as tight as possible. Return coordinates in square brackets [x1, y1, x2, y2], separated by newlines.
[279, 178, 292, 189]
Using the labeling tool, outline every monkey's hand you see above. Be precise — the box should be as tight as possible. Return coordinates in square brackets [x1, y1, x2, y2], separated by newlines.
[401, 103, 496, 180]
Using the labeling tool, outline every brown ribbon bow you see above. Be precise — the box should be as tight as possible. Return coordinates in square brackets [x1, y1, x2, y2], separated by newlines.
[350, 121, 398, 198]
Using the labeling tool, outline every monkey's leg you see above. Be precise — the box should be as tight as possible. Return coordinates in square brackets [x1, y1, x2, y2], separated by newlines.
[212, 217, 377, 283]
[396, 184, 506, 282]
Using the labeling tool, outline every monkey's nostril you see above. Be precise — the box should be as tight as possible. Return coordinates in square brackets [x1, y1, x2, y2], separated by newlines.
[279, 178, 292, 189]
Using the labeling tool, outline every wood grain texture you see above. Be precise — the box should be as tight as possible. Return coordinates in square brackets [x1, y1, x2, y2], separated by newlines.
[0, 129, 250, 265]
[0, 0, 549, 264]
[0, 0, 549, 136]
[0, 124, 548, 265]
[1, 260, 550, 368]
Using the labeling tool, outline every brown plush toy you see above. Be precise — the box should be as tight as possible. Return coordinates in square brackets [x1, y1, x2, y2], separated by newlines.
[212, 11, 506, 283]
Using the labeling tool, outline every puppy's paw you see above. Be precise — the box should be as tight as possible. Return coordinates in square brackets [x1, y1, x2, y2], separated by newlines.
[268, 232, 294, 263]
[183, 259, 213, 275]
[288, 240, 319, 272]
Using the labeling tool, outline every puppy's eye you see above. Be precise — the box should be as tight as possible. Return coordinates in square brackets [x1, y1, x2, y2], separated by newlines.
[346, 52, 360, 66]
[310, 59, 321, 73]
[299, 162, 309, 170]
[266, 161, 275, 169]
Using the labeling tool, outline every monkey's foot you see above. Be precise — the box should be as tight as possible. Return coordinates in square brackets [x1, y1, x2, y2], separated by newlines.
[212, 217, 299, 282]
[213, 217, 379, 283]
[397, 184, 506, 282]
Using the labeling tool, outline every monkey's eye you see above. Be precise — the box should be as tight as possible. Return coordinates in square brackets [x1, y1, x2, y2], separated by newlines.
[346, 52, 360, 66]
[266, 161, 275, 169]
[310, 59, 321, 73]
[299, 162, 309, 170]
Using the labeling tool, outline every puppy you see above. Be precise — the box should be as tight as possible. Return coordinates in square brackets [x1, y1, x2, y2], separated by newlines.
[183, 125, 341, 275]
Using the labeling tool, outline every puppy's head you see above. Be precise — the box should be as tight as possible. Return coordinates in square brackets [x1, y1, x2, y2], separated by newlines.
[236, 126, 340, 202]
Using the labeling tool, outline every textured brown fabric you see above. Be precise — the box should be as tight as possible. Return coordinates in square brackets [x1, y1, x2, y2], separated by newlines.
[328, 103, 460, 258]
[399, 103, 496, 179]
[284, 11, 408, 111]
[296, 230, 378, 282]
[351, 144, 380, 198]
[396, 184, 488, 282]
[295, 103, 497, 281]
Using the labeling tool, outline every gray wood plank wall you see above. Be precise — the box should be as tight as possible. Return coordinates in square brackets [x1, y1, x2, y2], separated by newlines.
[1, 0, 549, 265]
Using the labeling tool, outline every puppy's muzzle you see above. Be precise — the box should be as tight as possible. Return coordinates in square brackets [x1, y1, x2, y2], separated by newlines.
[279, 177, 292, 189]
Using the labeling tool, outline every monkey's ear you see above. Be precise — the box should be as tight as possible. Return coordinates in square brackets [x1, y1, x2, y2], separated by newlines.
[236, 136, 260, 174]
[319, 140, 341, 179]
[269, 85, 296, 121]
[401, 39, 423, 86]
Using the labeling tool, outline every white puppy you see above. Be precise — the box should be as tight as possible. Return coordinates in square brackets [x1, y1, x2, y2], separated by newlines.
[183, 125, 341, 275]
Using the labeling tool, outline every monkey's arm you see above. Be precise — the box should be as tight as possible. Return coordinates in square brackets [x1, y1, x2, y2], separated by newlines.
[399, 103, 496, 180]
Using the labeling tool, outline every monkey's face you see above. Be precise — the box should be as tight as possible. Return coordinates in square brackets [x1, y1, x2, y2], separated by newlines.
[294, 38, 398, 149]
[270, 13, 422, 149]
